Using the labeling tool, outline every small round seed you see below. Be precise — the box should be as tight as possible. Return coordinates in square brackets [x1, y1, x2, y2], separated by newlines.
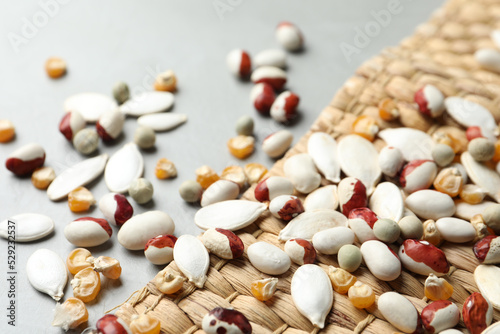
[179, 180, 203, 203]
[112, 81, 130, 104]
[45, 57, 67, 79]
[432, 143, 455, 167]
[373, 218, 400, 243]
[398, 216, 423, 240]
[129, 178, 154, 204]
[134, 126, 156, 149]
[73, 129, 99, 155]
[469, 137, 495, 161]
[235, 115, 254, 136]
[337, 244, 362, 272]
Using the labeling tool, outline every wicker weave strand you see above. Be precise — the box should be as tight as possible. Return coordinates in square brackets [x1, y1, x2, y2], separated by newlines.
[116, 0, 500, 332]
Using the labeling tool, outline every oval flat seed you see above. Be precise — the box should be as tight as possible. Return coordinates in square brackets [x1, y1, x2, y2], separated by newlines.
[117, 211, 175, 250]
[378, 292, 422, 333]
[173, 235, 209, 288]
[474, 265, 500, 311]
[338, 134, 381, 195]
[5, 143, 46, 176]
[304, 185, 339, 211]
[105, 143, 144, 193]
[0, 213, 54, 242]
[360, 240, 401, 281]
[64, 92, 118, 123]
[119, 91, 175, 116]
[254, 49, 287, 69]
[436, 217, 476, 243]
[47, 154, 108, 201]
[247, 242, 291, 275]
[278, 209, 348, 242]
[194, 200, 267, 231]
[307, 132, 340, 183]
[461, 152, 500, 203]
[291, 264, 333, 329]
[284, 153, 321, 194]
[200, 180, 240, 207]
[369, 182, 404, 222]
[445, 97, 496, 141]
[137, 113, 187, 132]
[379, 128, 433, 160]
[455, 200, 495, 220]
[27, 249, 67, 301]
[405, 190, 455, 220]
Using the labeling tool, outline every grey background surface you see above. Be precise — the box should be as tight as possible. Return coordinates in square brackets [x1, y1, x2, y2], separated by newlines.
[0, 0, 443, 332]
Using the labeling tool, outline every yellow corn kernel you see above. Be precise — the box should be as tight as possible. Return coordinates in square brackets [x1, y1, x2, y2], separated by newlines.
[195, 165, 220, 189]
[92, 256, 122, 280]
[221, 165, 247, 189]
[155, 158, 177, 180]
[0, 120, 15, 143]
[68, 187, 96, 213]
[130, 313, 161, 334]
[493, 140, 500, 163]
[67, 248, 93, 275]
[432, 130, 463, 154]
[251, 277, 278, 302]
[459, 184, 486, 204]
[424, 273, 453, 301]
[154, 268, 184, 295]
[45, 57, 67, 79]
[154, 70, 177, 92]
[31, 166, 56, 190]
[433, 167, 463, 197]
[422, 219, 442, 246]
[328, 266, 357, 295]
[52, 297, 89, 330]
[71, 267, 101, 303]
[348, 281, 375, 309]
[378, 98, 399, 121]
[351, 115, 379, 142]
[244, 163, 267, 184]
[227, 135, 255, 159]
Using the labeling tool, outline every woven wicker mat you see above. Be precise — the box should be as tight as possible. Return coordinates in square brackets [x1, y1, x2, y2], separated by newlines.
[115, 0, 500, 332]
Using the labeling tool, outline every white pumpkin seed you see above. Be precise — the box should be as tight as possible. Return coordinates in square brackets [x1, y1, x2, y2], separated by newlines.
[369, 182, 404, 222]
[247, 241, 291, 275]
[461, 152, 500, 202]
[338, 134, 381, 194]
[105, 143, 144, 193]
[194, 200, 267, 231]
[307, 132, 340, 183]
[64, 92, 118, 123]
[291, 264, 333, 329]
[378, 128, 433, 160]
[405, 190, 455, 220]
[304, 185, 339, 211]
[0, 213, 54, 242]
[137, 113, 187, 132]
[117, 211, 175, 250]
[173, 235, 209, 288]
[119, 91, 174, 116]
[436, 217, 476, 243]
[278, 209, 347, 242]
[47, 154, 108, 201]
[283, 153, 321, 194]
[26, 249, 67, 301]
[445, 97, 496, 141]
[474, 265, 500, 311]
[455, 200, 496, 220]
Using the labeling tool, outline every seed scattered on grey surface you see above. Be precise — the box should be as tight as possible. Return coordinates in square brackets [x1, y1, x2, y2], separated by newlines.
[235, 115, 254, 136]
[134, 126, 156, 149]
[179, 180, 203, 203]
[112, 81, 130, 105]
[73, 128, 99, 155]
[129, 178, 154, 204]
